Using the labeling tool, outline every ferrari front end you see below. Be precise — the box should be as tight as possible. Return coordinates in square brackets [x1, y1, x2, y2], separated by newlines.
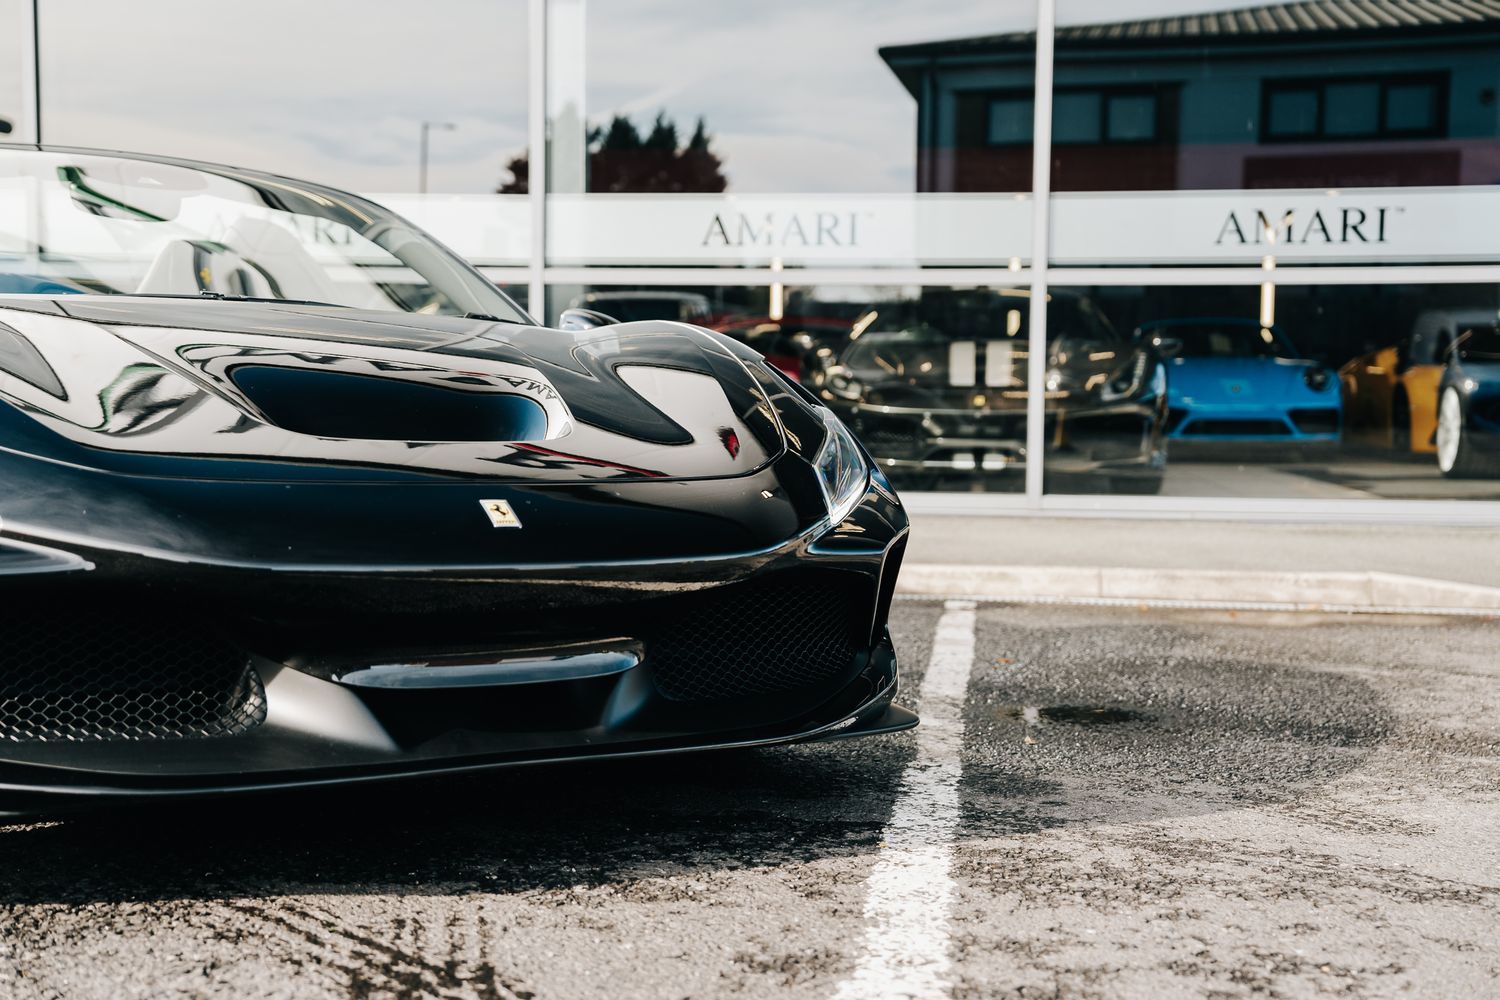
[0, 145, 913, 816]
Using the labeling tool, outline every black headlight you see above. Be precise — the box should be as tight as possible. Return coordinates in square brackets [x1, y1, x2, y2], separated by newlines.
[823, 366, 864, 401]
[814, 410, 869, 524]
[1098, 351, 1151, 403]
[1303, 368, 1331, 392]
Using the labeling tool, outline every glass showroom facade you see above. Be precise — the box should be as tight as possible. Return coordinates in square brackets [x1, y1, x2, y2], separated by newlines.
[12, 0, 1500, 520]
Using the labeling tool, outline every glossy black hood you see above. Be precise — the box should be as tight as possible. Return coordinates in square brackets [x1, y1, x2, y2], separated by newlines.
[0, 296, 786, 483]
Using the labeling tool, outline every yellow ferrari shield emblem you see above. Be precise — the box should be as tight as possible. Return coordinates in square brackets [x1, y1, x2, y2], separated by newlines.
[480, 499, 522, 528]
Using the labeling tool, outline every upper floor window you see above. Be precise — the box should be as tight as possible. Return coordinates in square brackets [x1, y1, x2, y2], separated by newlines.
[986, 88, 1165, 147]
[987, 96, 1034, 146]
[1261, 75, 1447, 143]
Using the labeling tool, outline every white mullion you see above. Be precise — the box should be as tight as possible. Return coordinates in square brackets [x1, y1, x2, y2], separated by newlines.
[1047, 264, 1500, 286]
[901, 490, 1500, 525]
[536, 264, 1500, 290]
[537, 266, 1032, 286]
[19, 0, 39, 144]
[527, 0, 548, 321]
[1025, 0, 1056, 505]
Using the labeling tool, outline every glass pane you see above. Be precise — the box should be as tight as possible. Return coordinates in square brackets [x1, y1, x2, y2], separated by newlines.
[0, 0, 28, 140]
[0, 149, 529, 320]
[547, 1, 1036, 268]
[988, 97, 1034, 145]
[1052, 0, 1500, 268]
[1107, 94, 1157, 142]
[1054, 92, 1102, 143]
[39, 1, 532, 265]
[1386, 82, 1438, 132]
[1267, 89, 1319, 138]
[1324, 82, 1380, 136]
[552, 283, 1033, 494]
[42, 1, 528, 195]
[1044, 281, 1500, 501]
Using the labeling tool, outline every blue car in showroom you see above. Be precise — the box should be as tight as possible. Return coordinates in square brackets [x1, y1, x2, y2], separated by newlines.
[1139, 317, 1341, 448]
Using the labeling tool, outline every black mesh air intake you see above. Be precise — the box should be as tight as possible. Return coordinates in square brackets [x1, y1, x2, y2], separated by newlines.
[646, 571, 869, 703]
[1289, 408, 1340, 435]
[0, 608, 265, 742]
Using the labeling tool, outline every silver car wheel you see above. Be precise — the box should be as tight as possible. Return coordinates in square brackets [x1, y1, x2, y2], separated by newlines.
[1436, 387, 1463, 473]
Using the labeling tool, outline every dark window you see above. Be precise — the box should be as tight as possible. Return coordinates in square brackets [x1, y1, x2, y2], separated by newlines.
[1457, 323, 1500, 362]
[1149, 321, 1295, 360]
[1054, 92, 1102, 143]
[1385, 82, 1439, 133]
[1262, 75, 1447, 142]
[1324, 82, 1379, 136]
[1267, 88, 1319, 137]
[989, 88, 1164, 147]
[1106, 94, 1157, 142]
[986, 97, 1033, 145]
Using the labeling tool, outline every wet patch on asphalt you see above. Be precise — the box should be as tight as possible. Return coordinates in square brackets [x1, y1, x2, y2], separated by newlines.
[1002, 704, 1156, 727]
[942, 603, 1500, 1000]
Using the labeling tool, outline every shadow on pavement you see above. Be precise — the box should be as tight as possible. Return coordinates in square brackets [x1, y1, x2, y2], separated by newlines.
[0, 604, 1406, 907]
[0, 739, 916, 906]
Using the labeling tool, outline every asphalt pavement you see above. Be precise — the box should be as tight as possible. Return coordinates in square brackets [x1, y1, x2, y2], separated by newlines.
[2, 601, 1498, 999]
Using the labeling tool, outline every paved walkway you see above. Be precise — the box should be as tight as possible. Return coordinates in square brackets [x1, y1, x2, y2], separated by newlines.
[900, 513, 1500, 610]
[905, 514, 1500, 589]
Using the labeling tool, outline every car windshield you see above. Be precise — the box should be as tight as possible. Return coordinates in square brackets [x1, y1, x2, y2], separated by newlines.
[0, 148, 528, 321]
[1456, 322, 1500, 362]
[1157, 322, 1295, 360]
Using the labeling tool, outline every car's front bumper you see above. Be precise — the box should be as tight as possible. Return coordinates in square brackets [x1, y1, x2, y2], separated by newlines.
[0, 471, 912, 816]
[839, 401, 1163, 478]
[0, 629, 908, 818]
[1166, 401, 1341, 442]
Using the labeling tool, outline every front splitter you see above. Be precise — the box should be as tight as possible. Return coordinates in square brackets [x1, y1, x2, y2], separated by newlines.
[0, 685, 915, 819]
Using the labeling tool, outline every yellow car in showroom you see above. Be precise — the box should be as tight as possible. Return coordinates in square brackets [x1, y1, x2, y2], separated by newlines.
[1341, 309, 1495, 453]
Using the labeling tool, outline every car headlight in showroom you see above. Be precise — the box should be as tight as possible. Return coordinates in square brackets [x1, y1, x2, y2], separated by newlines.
[815, 409, 869, 525]
[823, 367, 864, 401]
[1303, 367, 1332, 392]
[1097, 351, 1152, 403]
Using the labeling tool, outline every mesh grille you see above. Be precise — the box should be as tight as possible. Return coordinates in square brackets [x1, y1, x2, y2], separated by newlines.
[861, 427, 921, 454]
[1181, 418, 1290, 437]
[646, 572, 867, 703]
[1289, 408, 1340, 435]
[856, 420, 923, 459]
[0, 608, 266, 742]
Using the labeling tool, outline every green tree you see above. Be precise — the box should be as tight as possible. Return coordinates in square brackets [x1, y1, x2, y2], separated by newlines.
[497, 112, 726, 194]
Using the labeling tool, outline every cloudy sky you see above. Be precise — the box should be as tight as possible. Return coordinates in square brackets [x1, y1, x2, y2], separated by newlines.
[5, 0, 1260, 194]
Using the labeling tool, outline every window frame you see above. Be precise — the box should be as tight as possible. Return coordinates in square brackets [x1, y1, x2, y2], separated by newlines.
[1259, 73, 1449, 144]
[982, 85, 1167, 148]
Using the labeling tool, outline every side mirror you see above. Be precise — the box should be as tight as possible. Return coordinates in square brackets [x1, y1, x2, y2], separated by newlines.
[558, 307, 620, 332]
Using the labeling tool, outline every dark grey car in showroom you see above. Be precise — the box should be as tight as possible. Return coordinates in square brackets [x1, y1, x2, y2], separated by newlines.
[809, 288, 1169, 494]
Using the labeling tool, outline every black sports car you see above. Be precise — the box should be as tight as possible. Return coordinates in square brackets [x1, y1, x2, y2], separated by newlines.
[1436, 316, 1500, 478]
[810, 288, 1168, 493]
[0, 146, 912, 815]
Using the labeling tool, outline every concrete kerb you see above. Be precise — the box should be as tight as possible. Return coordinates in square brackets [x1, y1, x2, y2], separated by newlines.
[896, 564, 1500, 614]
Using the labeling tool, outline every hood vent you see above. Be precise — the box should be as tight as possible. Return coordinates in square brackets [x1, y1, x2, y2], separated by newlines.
[229, 365, 551, 442]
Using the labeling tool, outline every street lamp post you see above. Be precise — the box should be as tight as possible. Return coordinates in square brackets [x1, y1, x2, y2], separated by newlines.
[418, 120, 457, 194]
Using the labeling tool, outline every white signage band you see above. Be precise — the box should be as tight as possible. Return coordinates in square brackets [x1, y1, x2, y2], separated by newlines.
[377, 185, 1500, 269]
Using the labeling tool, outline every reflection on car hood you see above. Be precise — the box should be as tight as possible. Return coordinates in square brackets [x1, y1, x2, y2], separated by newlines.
[0, 297, 784, 482]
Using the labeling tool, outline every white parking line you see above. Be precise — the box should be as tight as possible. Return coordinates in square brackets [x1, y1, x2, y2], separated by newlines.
[833, 599, 977, 1000]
